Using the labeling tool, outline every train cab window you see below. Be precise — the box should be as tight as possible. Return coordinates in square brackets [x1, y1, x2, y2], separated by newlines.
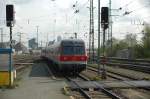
[62, 46, 74, 55]
[62, 46, 85, 55]
[74, 46, 85, 55]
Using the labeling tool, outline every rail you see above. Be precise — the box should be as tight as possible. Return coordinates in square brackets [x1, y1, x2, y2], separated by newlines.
[93, 57, 150, 73]
[87, 65, 150, 91]
[15, 63, 33, 71]
[66, 76, 92, 99]
[70, 74, 122, 99]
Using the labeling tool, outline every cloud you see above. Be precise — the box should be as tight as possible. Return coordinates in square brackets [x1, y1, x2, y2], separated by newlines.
[11, 0, 33, 5]
[138, 0, 150, 11]
[1, 0, 149, 44]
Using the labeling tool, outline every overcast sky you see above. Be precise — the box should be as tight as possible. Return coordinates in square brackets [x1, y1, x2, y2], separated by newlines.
[0, 0, 150, 47]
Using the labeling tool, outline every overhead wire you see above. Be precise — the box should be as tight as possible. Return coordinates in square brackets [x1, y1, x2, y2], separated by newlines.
[113, 2, 149, 23]
[1, 0, 90, 25]
[64, 0, 90, 31]
[67, 0, 90, 20]
[112, 0, 148, 24]
[0, 0, 90, 25]
[119, 0, 137, 9]
[125, 5, 149, 15]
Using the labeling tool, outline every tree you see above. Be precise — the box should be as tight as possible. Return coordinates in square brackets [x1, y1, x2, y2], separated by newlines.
[134, 24, 150, 58]
[124, 33, 137, 47]
[141, 25, 150, 58]
[98, 25, 150, 58]
[105, 38, 128, 56]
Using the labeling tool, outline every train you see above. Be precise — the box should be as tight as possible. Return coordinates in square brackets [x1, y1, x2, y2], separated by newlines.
[41, 39, 88, 73]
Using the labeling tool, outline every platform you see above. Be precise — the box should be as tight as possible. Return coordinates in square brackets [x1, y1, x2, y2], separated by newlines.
[68, 80, 150, 90]
[0, 63, 69, 99]
[0, 48, 14, 86]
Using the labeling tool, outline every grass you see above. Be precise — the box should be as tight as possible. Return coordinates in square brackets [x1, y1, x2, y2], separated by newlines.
[89, 75, 102, 81]
[62, 86, 70, 96]
[142, 77, 150, 80]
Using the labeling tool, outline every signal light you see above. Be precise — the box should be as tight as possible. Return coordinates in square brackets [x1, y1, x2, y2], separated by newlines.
[101, 7, 109, 23]
[6, 5, 14, 26]
[101, 7, 109, 29]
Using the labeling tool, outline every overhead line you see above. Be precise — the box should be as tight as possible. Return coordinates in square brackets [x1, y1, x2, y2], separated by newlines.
[130, 5, 149, 13]
[66, 0, 90, 25]
[119, 0, 137, 9]
[123, 4, 149, 16]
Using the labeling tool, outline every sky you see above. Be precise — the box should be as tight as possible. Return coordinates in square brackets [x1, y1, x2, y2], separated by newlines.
[0, 0, 150, 47]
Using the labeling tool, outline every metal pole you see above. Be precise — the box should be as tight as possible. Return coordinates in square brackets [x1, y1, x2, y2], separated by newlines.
[19, 32, 21, 43]
[10, 26, 12, 48]
[103, 28, 105, 56]
[98, 0, 101, 75]
[102, 28, 106, 79]
[89, 2, 91, 62]
[9, 23, 12, 86]
[36, 26, 39, 49]
[53, 19, 56, 40]
[91, 0, 95, 63]
[74, 32, 77, 39]
[18, 32, 23, 43]
[0, 28, 3, 43]
[109, 0, 113, 54]
[46, 32, 48, 47]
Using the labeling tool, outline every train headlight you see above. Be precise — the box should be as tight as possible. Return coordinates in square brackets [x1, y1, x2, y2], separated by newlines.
[63, 57, 67, 60]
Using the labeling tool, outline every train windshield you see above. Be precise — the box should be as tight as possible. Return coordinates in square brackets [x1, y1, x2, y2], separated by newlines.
[74, 46, 85, 55]
[62, 46, 74, 55]
[62, 46, 85, 55]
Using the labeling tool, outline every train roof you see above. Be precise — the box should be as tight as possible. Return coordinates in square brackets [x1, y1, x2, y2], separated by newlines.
[61, 39, 85, 46]
[61, 39, 84, 42]
[46, 39, 85, 48]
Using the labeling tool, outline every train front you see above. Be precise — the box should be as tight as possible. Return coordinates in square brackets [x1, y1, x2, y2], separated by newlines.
[59, 40, 87, 73]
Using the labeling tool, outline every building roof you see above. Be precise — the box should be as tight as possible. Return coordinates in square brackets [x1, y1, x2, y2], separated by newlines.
[14, 42, 27, 52]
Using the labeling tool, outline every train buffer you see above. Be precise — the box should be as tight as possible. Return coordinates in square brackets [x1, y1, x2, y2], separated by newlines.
[68, 80, 150, 90]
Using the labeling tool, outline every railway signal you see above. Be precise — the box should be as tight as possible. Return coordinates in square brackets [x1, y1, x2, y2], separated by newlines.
[100, 7, 109, 79]
[6, 4, 15, 49]
[6, 4, 15, 85]
[101, 7, 109, 29]
[6, 5, 14, 27]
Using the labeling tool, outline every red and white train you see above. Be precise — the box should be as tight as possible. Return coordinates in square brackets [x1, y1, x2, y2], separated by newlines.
[41, 39, 87, 73]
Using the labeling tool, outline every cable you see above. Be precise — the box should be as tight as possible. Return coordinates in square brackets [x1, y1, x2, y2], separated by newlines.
[119, 0, 138, 9]
[77, 0, 89, 11]
[123, 3, 149, 16]
[130, 5, 149, 13]
[61, 0, 89, 30]
[68, 0, 89, 19]
[113, 3, 149, 23]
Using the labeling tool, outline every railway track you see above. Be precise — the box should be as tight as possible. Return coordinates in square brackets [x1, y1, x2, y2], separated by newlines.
[65, 74, 122, 99]
[13, 55, 37, 74]
[98, 57, 150, 74]
[15, 63, 33, 72]
[13, 54, 39, 63]
[87, 66, 134, 80]
[87, 65, 150, 91]
[43, 61, 122, 99]
[38, 59, 150, 99]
